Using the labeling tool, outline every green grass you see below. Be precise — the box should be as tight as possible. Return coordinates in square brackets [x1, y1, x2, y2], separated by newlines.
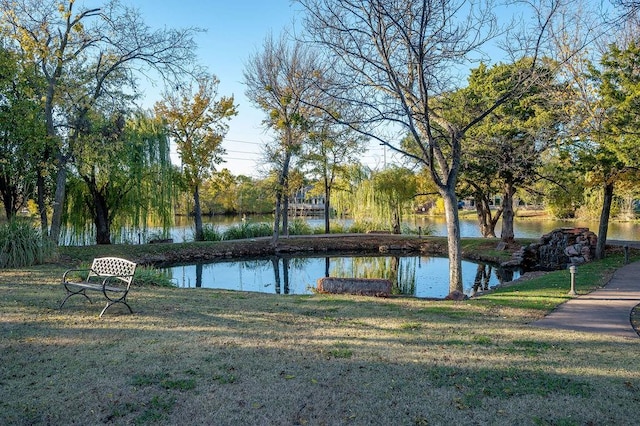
[477, 252, 636, 312]
[1, 246, 639, 425]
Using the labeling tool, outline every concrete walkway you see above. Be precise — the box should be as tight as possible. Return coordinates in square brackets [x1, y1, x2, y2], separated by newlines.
[532, 260, 640, 339]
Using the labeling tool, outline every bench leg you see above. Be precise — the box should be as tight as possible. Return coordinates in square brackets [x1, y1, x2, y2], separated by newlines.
[59, 287, 93, 309]
[99, 299, 133, 318]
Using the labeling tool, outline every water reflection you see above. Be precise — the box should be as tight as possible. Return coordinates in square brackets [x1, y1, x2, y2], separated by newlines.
[166, 255, 519, 299]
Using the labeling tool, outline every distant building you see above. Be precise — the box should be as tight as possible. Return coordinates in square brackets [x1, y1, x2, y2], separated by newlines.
[289, 186, 326, 215]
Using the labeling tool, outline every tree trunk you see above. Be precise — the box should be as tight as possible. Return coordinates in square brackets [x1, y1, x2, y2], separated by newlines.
[392, 209, 401, 234]
[595, 181, 614, 260]
[324, 178, 331, 234]
[442, 189, 463, 293]
[36, 170, 48, 235]
[193, 184, 204, 241]
[282, 182, 289, 237]
[273, 150, 293, 244]
[0, 175, 14, 220]
[272, 192, 282, 244]
[92, 189, 111, 245]
[49, 153, 67, 245]
[500, 182, 516, 243]
[474, 193, 497, 238]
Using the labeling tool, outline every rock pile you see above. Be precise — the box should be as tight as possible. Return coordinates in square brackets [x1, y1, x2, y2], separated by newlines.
[504, 228, 597, 271]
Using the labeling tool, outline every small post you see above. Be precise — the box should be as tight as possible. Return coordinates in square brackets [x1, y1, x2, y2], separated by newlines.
[418, 226, 422, 238]
[568, 265, 577, 296]
[624, 245, 629, 265]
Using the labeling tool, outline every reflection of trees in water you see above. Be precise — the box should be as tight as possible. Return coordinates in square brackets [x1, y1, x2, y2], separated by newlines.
[196, 263, 203, 288]
[328, 256, 417, 296]
[496, 267, 515, 283]
[395, 257, 417, 296]
[472, 263, 516, 296]
[176, 255, 513, 296]
[473, 263, 491, 294]
[273, 256, 313, 294]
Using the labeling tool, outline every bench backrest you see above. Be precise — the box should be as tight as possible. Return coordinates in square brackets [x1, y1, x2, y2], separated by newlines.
[89, 257, 137, 285]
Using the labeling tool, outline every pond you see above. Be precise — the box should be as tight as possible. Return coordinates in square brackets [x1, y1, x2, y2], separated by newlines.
[165, 255, 520, 299]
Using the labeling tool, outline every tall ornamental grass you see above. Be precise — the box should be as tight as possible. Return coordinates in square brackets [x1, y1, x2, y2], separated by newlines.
[0, 219, 54, 268]
[222, 222, 273, 240]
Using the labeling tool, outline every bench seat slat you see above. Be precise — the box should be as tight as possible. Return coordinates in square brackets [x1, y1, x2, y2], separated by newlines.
[66, 282, 126, 293]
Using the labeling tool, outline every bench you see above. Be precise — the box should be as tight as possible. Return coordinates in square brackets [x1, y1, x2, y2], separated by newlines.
[60, 257, 137, 317]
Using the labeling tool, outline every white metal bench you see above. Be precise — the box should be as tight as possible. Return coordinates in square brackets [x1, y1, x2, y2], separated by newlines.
[60, 257, 137, 317]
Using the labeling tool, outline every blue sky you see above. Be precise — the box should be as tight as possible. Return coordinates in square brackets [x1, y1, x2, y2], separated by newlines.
[128, 1, 610, 177]
[127, 0, 389, 176]
[129, 1, 298, 176]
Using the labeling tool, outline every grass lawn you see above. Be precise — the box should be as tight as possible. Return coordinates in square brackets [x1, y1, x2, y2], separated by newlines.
[1, 244, 639, 425]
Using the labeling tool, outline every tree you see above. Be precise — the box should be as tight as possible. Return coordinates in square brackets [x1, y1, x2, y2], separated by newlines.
[155, 75, 237, 241]
[201, 169, 237, 214]
[587, 42, 640, 257]
[373, 167, 418, 234]
[244, 33, 320, 243]
[65, 110, 176, 244]
[0, 46, 48, 220]
[296, 0, 557, 291]
[0, 0, 199, 243]
[456, 59, 561, 242]
[304, 121, 366, 233]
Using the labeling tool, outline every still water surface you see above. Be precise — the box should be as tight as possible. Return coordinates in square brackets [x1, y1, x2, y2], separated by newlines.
[167, 255, 519, 299]
[163, 214, 632, 299]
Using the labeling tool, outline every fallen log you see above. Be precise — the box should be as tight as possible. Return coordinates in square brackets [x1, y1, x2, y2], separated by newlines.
[316, 277, 392, 297]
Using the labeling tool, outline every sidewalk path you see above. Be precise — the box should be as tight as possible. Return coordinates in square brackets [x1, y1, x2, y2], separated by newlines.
[532, 259, 640, 339]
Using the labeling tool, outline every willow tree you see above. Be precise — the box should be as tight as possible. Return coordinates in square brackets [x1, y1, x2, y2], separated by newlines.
[64, 110, 175, 244]
[297, 0, 559, 292]
[244, 33, 321, 243]
[0, 0, 199, 244]
[155, 75, 237, 241]
[373, 167, 418, 234]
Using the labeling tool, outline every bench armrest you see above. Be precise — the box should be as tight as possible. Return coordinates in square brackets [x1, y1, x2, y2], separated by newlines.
[62, 268, 96, 283]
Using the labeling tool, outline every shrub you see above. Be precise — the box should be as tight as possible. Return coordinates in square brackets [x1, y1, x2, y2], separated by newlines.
[349, 220, 389, 234]
[223, 222, 273, 240]
[328, 222, 348, 234]
[134, 267, 175, 287]
[288, 219, 313, 235]
[201, 224, 223, 242]
[0, 219, 54, 268]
